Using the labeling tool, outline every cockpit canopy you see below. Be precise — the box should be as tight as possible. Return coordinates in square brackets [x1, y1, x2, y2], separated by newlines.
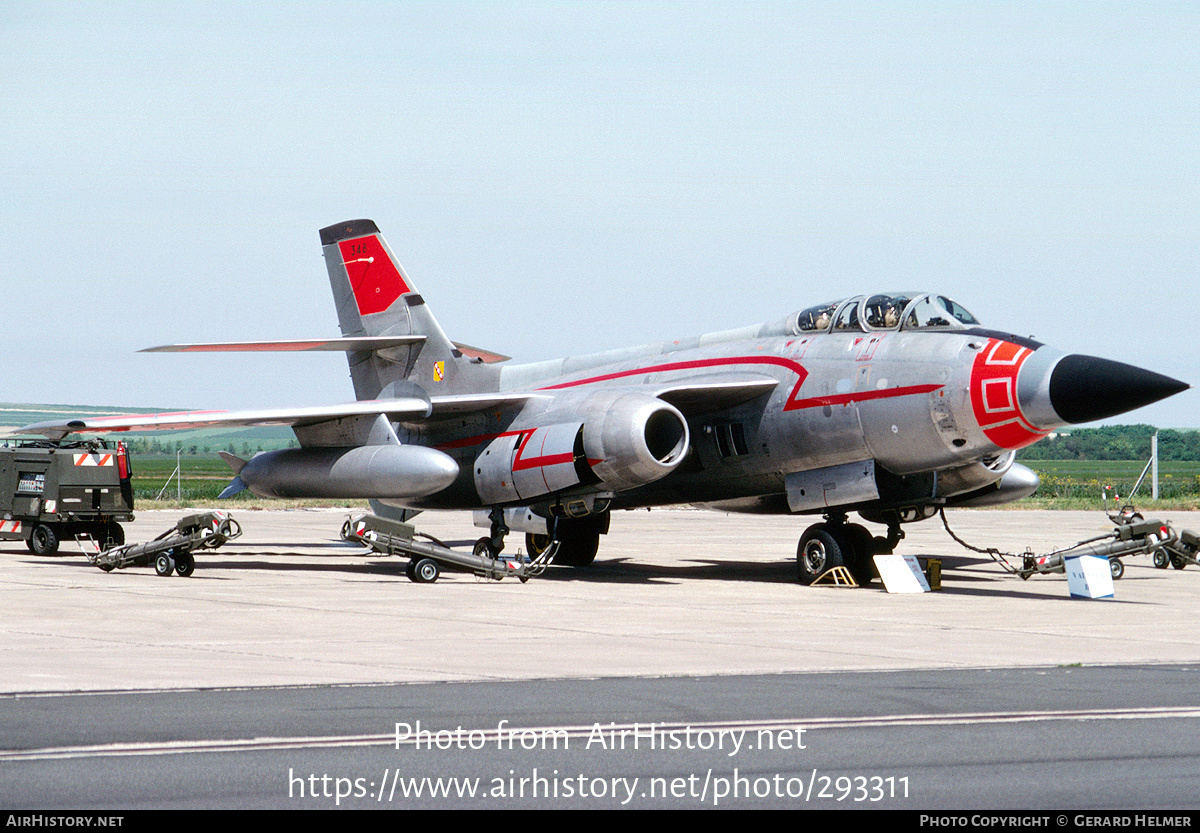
[793, 293, 980, 334]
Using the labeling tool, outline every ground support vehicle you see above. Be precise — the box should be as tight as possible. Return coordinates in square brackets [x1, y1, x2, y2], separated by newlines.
[1149, 524, 1200, 571]
[1103, 506, 1200, 573]
[89, 510, 241, 577]
[0, 440, 133, 554]
[342, 512, 549, 583]
[1019, 517, 1181, 580]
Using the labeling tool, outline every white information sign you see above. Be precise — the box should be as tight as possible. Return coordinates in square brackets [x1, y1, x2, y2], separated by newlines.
[873, 553, 931, 594]
[1065, 555, 1114, 599]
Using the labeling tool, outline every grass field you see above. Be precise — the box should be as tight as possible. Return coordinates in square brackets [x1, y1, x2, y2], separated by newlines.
[1021, 459, 1200, 506]
[129, 455, 364, 508]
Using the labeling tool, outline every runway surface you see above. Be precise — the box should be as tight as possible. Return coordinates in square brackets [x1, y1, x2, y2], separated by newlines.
[4, 507, 1200, 808]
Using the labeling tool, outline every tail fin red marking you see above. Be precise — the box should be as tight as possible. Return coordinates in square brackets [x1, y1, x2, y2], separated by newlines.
[337, 234, 411, 316]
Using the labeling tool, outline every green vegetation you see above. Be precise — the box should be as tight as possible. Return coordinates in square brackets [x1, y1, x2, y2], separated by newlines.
[129, 455, 366, 509]
[1018, 460, 1200, 510]
[1016, 425, 1200, 509]
[1020, 424, 1200, 462]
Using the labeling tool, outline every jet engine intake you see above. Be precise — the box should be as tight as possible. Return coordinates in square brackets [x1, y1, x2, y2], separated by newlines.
[583, 393, 690, 493]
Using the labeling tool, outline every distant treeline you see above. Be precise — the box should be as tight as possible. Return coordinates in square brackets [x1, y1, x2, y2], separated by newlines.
[1019, 424, 1200, 461]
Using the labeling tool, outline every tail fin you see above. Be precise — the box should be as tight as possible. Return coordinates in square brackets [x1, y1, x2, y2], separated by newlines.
[320, 220, 478, 400]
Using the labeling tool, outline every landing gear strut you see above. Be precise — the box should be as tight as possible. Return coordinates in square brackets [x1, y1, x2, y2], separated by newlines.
[474, 507, 511, 559]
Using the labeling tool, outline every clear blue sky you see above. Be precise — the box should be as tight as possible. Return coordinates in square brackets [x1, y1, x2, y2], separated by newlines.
[2, 1, 1196, 427]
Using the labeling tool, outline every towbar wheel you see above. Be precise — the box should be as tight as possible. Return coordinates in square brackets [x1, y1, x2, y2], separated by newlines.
[154, 553, 175, 577]
[410, 557, 440, 583]
[174, 550, 196, 577]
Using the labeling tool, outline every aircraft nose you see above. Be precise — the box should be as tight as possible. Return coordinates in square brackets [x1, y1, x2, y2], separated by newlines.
[1047, 354, 1189, 425]
[1016, 347, 1188, 429]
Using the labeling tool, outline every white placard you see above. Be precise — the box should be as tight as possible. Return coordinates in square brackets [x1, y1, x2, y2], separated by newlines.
[873, 553, 931, 594]
[1065, 555, 1114, 599]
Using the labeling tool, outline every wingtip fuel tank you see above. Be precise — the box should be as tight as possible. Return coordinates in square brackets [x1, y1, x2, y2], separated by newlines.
[228, 445, 459, 501]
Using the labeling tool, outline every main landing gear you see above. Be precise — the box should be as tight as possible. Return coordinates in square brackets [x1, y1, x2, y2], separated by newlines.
[525, 513, 607, 567]
[476, 507, 608, 568]
[473, 506, 512, 561]
[797, 514, 901, 586]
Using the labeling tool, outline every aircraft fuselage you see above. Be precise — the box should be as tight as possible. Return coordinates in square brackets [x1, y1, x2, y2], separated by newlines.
[404, 319, 1053, 523]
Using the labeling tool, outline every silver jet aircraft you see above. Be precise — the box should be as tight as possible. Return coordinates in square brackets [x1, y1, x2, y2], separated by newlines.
[18, 220, 1188, 583]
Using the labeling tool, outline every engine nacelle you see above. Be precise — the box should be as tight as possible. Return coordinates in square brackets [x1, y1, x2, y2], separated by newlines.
[582, 392, 690, 492]
[474, 393, 690, 505]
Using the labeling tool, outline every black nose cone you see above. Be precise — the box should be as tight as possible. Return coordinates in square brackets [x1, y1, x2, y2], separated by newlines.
[1049, 354, 1189, 424]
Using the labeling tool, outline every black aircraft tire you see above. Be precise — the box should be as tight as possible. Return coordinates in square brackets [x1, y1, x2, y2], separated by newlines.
[547, 516, 605, 568]
[526, 533, 552, 558]
[473, 537, 496, 559]
[843, 524, 877, 585]
[797, 526, 845, 585]
[30, 524, 59, 556]
[554, 528, 600, 567]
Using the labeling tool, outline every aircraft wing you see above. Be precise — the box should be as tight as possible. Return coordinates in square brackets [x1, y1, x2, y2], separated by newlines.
[11, 398, 433, 440]
[9, 376, 774, 441]
[421, 374, 776, 420]
[651, 374, 780, 414]
[426, 392, 547, 418]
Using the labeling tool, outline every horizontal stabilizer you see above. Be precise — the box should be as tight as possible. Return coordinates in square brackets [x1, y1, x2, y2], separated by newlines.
[140, 336, 426, 353]
[452, 342, 511, 364]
